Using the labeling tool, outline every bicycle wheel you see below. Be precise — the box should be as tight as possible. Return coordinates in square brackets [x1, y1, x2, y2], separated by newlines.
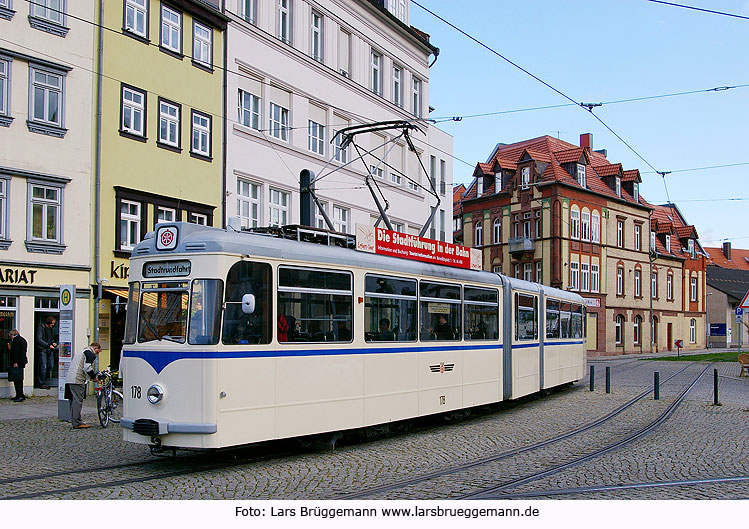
[97, 393, 109, 428]
[109, 390, 124, 423]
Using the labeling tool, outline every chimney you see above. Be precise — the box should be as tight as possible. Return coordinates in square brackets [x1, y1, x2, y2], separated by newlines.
[722, 241, 732, 260]
[580, 133, 593, 149]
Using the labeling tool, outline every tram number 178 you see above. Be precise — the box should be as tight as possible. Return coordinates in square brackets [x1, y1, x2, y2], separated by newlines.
[131, 386, 142, 399]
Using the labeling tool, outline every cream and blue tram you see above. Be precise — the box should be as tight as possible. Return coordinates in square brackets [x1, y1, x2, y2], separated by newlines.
[120, 222, 585, 449]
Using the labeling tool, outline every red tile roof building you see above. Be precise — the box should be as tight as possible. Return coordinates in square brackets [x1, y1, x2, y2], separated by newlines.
[458, 133, 706, 356]
[705, 243, 749, 270]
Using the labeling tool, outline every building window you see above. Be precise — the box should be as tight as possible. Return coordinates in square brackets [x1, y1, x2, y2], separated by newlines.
[633, 268, 641, 297]
[240, 0, 256, 24]
[338, 29, 350, 77]
[616, 267, 624, 296]
[308, 120, 325, 155]
[157, 99, 180, 148]
[665, 234, 671, 253]
[121, 85, 145, 137]
[570, 209, 579, 240]
[193, 21, 212, 68]
[690, 318, 696, 343]
[514, 263, 520, 279]
[156, 206, 175, 224]
[617, 220, 624, 248]
[392, 65, 402, 107]
[635, 224, 641, 251]
[124, 0, 147, 38]
[688, 239, 695, 258]
[191, 111, 211, 158]
[652, 271, 658, 299]
[650, 231, 656, 251]
[370, 165, 383, 179]
[536, 261, 542, 284]
[690, 276, 698, 302]
[237, 179, 260, 228]
[238, 89, 260, 130]
[570, 261, 579, 291]
[119, 199, 140, 250]
[29, 183, 62, 244]
[474, 222, 482, 247]
[0, 58, 8, 119]
[412, 77, 421, 117]
[333, 128, 348, 163]
[333, 205, 348, 233]
[30, 68, 64, 129]
[189, 212, 207, 225]
[523, 213, 531, 238]
[30, 0, 64, 26]
[492, 218, 501, 244]
[615, 314, 623, 345]
[581, 211, 590, 241]
[0, 179, 7, 241]
[269, 188, 288, 226]
[576, 164, 586, 187]
[634, 315, 641, 345]
[521, 166, 530, 190]
[667, 272, 673, 301]
[269, 102, 289, 141]
[370, 50, 382, 95]
[633, 182, 639, 203]
[495, 172, 502, 193]
[440, 160, 446, 195]
[160, 4, 182, 54]
[390, 166, 402, 186]
[592, 211, 600, 243]
[523, 263, 532, 282]
[580, 262, 589, 292]
[591, 263, 599, 293]
[615, 176, 621, 197]
[278, 0, 291, 44]
[310, 11, 323, 62]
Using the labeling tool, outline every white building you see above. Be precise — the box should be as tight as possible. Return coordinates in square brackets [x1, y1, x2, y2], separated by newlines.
[224, 0, 453, 239]
[0, 1, 94, 396]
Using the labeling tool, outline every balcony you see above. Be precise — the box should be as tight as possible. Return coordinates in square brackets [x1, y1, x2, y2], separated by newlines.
[509, 236, 535, 255]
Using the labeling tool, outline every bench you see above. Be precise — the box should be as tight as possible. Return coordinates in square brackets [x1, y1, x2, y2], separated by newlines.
[739, 353, 749, 377]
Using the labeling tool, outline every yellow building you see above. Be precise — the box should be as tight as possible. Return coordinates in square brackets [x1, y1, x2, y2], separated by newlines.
[93, 0, 227, 369]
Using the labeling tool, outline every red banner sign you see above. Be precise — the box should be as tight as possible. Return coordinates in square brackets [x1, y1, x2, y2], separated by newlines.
[356, 224, 482, 270]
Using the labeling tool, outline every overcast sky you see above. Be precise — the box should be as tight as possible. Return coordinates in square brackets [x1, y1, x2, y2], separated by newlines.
[410, 0, 749, 249]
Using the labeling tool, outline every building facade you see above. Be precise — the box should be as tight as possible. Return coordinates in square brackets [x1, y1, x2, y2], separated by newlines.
[223, 0, 452, 240]
[93, 0, 228, 369]
[704, 243, 749, 348]
[459, 134, 706, 356]
[0, 1, 94, 397]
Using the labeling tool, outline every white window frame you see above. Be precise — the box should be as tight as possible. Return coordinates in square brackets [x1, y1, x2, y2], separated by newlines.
[315, 201, 328, 229]
[30, 0, 64, 25]
[665, 234, 671, 253]
[158, 99, 180, 147]
[634, 316, 641, 345]
[634, 269, 641, 297]
[193, 20, 212, 68]
[189, 212, 207, 225]
[237, 179, 260, 228]
[690, 318, 696, 343]
[392, 65, 402, 107]
[591, 263, 600, 293]
[278, 0, 291, 44]
[370, 165, 383, 179]
[615, 315, 623, 345]
[269, 188, 289, 227]
[160, 4, 182, 54]
[617, 220, 624, 248]
[269, 102, 289, 141]
[570, 261, 579, 291]
[333, 205, 349, 233]
[536, 261, 542, 284]
[30, 67, 64, 128]
[666, 273, 672, 300]
[492, 218, 500, 244]
[514, 264, 520, 279]
[240, 0, 257, 24]
[333, 129, 348, 163]
[119, 199, 140, 251]
[523, 263, 532, 282]
[592, 211, 600, 243]
[616, 267, 624, 296]
[650, 231, 656, 251]
[124, 0, 148, 38]
[474, 222, 482, 247]
[121, 85, 145, 137]
[615, 176, 621, 197]
[370, 50, 382, 95]
[633, 182, 639, 203]
[576, 164, 586, 187]
[635, 224, 641, 251]
[690, 276, 697, 302]
[652, 272, 658, 299]
[521, 166, 530, 190]
[570, 209, 580, 240]
[238, 89, 260, 130]
[581, 211, 590, 241]
[308, 120, 325, 156]
[580, 262, 589, 292]
[310, 10, 323, 62]
[412, 77, 421, 117]
[688, 239, 695, 258]
[495, 172, 502, 193]
[191, 110, 211, 157]
[156, 206, 176, 224]
[0, 58, 9, 118]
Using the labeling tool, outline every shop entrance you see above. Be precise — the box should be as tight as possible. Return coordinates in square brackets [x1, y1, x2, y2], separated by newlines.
[34, 297, 59, 387]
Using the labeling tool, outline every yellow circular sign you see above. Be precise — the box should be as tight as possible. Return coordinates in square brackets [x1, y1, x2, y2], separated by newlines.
[61, 289, 71, 306]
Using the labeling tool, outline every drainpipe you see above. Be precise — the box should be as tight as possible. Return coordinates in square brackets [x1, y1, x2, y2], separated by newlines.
[221, 19, 227, 227]
[93, 0, 105, 342]
[648, 209, 654, 354]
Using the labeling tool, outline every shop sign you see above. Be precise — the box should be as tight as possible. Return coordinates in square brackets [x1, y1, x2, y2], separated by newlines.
[110, 261, 130, 279]
[0, 268, 38, 284]
[582, 297, 601, 308]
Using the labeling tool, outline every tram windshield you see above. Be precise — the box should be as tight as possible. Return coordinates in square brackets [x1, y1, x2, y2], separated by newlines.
[138, 282, 189, 343]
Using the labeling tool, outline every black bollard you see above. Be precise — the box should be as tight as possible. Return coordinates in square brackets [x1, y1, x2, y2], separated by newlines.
[714, 368, 719, 406]
[654, 371, 660, 400]
[590, 365, 595, 392]
[606, 366, 611, 394]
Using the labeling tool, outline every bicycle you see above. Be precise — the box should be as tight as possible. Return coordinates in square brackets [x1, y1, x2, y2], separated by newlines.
[96, 368, 124, 428]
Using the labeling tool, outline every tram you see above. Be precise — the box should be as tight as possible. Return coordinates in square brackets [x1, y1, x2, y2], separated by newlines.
[120, 221, 586, 449]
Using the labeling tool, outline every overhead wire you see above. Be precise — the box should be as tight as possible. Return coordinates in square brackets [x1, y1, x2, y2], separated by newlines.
[644, 0, 749, 21]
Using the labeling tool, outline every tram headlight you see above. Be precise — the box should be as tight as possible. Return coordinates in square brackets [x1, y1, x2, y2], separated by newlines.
[147, 385, 164, 404]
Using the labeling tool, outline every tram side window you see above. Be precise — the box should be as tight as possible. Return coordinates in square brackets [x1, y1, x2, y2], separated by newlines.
[189, 279, 223, 345]
[545, 299, 560, 339]
[420, 281, 461, 341]
[515, 293, 537, 341]
[277, 267, 352, 343]
[464, 287, 498, 340]
[222, 262, 271, 345]
[560, 302, 571, 339]
[364, 275, 416, 342]
[124, 282, 140, 344]
[570, 304, 583, 339]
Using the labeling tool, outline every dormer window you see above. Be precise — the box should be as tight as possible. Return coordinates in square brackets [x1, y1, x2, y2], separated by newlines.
[615, 177, 621, 197]
[477, 176, 483, 196]
[633, 182, 639, 202]
[521, 166, 530, 190]
[665, 235, 671, 253]
[688, 239, 695, 258]
[495, 172, 502, 193]
[650, 231, 656, 251]
[576, 164, 586, 187]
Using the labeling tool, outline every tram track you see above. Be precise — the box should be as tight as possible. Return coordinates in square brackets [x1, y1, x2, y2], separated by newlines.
[338, 362, 700, 499]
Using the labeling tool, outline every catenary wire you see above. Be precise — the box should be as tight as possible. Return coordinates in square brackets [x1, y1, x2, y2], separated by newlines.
[644, 0, 749, 21]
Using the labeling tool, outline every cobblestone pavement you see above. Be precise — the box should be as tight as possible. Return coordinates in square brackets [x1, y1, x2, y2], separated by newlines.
[0, 358, 747, 500]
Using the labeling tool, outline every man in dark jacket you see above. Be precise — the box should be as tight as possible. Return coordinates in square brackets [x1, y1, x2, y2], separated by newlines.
[9, 330, 28, 402]
[35, 316, 57, 389]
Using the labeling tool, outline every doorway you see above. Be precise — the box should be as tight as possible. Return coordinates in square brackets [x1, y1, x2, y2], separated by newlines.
[667, 323, 673, 351]
[34, 297, 59, 386]
[586, 312, 597, 351]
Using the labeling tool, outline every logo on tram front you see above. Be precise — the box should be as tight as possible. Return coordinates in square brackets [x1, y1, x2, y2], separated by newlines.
[156, 226, 179, 251]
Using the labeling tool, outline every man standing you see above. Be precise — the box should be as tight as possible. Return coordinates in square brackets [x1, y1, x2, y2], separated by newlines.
[9, 330, 28, 402]
[35, 316, 57, 389]
[64, 342, 100, 429]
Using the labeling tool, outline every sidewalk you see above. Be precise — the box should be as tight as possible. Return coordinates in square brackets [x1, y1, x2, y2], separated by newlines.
[0, 394, 96, 420]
